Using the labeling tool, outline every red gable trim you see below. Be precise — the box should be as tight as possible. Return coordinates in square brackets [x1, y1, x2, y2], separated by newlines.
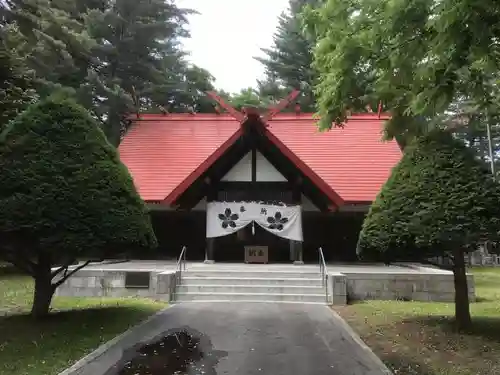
[163, 128, 244, 205]
[160, 117, 346, 207]
[263, 128, 344, 208]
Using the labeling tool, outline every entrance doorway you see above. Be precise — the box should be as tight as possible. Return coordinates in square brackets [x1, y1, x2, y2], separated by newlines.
[213, 224, 292, 263]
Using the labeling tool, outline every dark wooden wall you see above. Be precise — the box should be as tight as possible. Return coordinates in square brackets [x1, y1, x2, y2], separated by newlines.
[150, 211, 206, 260]
[150, 210, 364, 263]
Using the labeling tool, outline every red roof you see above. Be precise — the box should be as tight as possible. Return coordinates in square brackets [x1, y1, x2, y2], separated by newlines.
[119, 114, 240, 202]
[119, 113, 401, 205]
[266, 114, 402, 202]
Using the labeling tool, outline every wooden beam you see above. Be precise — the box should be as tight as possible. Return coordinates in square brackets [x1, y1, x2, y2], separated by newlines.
[263, 89, 300, 122]
[206, 91, 245, 122]
[251, 147, 257, 183]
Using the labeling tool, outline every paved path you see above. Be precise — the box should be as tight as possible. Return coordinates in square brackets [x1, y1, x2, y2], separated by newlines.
[62, 303, 391, 375]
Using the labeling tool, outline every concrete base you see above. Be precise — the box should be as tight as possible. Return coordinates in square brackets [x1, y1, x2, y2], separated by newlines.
[54, 266, 178, 302]
[203, 259, 215, 264]
[293, 261, 305, 265]
[53, 261, 476, 305]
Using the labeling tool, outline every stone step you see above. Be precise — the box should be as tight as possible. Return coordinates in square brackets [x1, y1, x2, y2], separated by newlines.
[174, 300, 327, 305]
[182, 270, 321, 279]
[174, 292, 327, 303]
[176, 284, 325, 294]
[181, 277, 323, 286]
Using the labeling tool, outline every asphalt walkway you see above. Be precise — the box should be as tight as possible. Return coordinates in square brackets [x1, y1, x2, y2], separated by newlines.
[61, 303, 392, 375]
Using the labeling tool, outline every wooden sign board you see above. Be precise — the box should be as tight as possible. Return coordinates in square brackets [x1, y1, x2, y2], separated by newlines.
[245, 246, 268, 264]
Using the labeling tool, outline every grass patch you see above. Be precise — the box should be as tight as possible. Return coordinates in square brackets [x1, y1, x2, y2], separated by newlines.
[0, 267, 167, 375]
[335, 267, 500, 375]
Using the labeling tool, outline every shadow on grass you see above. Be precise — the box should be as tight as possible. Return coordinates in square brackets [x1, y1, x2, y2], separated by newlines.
[383, 355, 435, 375]
[0, 304, 152, 328]
[0, 305, 159, 375]
[475, 296, 493, 302]
[0, 305, 156, 345]
[0, 264, 27, 277]
[404, 315, 500, 344]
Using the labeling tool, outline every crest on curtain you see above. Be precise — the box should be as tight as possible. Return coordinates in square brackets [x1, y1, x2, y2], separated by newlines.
[207, 201, 303, 242]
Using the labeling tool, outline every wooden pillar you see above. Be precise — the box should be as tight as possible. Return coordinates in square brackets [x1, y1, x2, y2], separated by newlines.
[292, 176, 304, 265]
[205, 177, 216, 264]
[293, 241, 304, 265]
[205, 237, 215, 264]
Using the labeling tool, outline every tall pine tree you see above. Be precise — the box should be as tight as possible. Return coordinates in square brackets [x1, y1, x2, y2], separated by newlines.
[86, 0, 218, 144]
[255, 0, 320, 111]
[2, 0, 97, 100]
[0, 27, 35, 128]
[1, 0, 218, 145]
[86, 0, 192, 144]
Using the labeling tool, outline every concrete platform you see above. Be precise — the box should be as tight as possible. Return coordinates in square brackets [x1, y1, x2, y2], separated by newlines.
[54, 261, 476, 304]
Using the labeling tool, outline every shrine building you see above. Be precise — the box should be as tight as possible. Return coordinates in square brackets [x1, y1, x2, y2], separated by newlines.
[118, 92, 402, 264]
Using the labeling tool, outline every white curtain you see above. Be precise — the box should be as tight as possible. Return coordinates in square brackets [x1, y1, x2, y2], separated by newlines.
[206, 201, 303, 242]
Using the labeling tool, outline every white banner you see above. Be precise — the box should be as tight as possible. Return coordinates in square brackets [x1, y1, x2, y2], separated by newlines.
[206, 201, 303, 242]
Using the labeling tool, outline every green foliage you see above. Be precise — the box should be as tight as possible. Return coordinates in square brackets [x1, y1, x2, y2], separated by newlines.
[358, 130, 500, 261]
[303, 0, 500, 143]
[2, 0, 97, 98]
[229, 88, 269, 110]
[86, 0, 203, 144]
[0, 29, 35, 128]
[256, 0, 320, 111]
[0, 98, 157, 269]
[1, 0, 217, 145]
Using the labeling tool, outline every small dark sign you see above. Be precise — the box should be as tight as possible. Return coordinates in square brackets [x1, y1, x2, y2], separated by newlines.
[125, 272, 150, 289]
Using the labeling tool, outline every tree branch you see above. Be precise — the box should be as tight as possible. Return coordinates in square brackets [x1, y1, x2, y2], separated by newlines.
[52, 260, 91, 289]
[50, 258, 77, 278]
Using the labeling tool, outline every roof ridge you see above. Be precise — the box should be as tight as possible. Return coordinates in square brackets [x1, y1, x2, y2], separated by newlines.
[129, 112, 391, 122]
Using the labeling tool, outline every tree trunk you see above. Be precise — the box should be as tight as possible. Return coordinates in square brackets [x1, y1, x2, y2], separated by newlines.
[452, 248, 472, 330]
[31, 275, 55, 318]
[31, 254, 55, 319]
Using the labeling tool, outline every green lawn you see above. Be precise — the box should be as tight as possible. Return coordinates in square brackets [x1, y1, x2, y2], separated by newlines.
[2, 265, 499, 375]
[336, 267, 500, 375]
[0, 266, 167, 375]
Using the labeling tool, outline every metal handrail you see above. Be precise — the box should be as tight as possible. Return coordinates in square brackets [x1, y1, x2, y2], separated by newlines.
[319, 247, 328, 303]
[175, 246, 187, 286]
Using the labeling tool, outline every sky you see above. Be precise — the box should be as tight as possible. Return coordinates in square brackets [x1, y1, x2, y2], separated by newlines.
[178, 0, 290, 94]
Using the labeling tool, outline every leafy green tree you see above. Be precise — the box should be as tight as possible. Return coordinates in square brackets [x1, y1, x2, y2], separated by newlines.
[358, 130, 500, 330]
[256, 77, 288, 108]
[302, 0, 500, 147]
[0, 98, 157, 318]
[256, 0, 320, 111]
[451, 111, 500, 175]
[229, 88, 268, 111]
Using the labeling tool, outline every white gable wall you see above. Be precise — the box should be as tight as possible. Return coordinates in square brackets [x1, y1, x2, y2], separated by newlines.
[192, 198, 207, 211]
[208, 152, 322, 211]
[221, 152, 252, 181]
[256, 151, 287, 182]
[221, 151, 287, 182]
[301, 195, 320, 211]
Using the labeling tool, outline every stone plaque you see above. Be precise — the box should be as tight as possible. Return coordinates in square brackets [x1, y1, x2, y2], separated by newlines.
[125, 271, 150, 289]
[245, 246, 268, 264]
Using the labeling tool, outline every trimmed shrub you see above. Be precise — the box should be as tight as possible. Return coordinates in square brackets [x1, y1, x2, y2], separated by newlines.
[358, 129, 500, 329]
[0, 98, 157, 317]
